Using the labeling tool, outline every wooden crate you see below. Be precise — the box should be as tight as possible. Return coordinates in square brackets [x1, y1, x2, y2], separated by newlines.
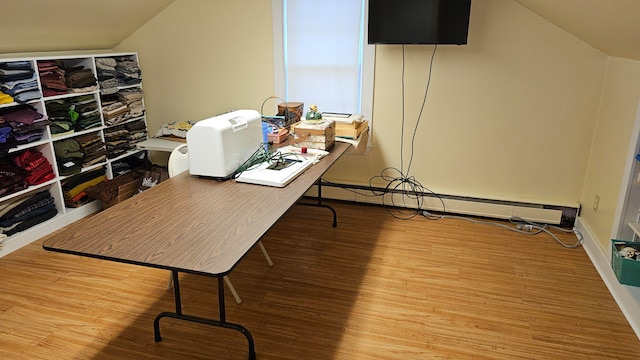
[290, 120, 335, 150]
[104, 178, 140, 208]
[336, 120, 368, 139]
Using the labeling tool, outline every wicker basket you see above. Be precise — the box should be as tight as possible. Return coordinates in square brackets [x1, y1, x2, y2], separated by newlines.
[277, 102, 304, 128]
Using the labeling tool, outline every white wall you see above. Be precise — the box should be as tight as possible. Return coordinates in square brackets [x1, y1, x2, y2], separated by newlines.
[115, 0, 275, 136]
[580, 57, 640, 250]
[118, 0, 610, 213]
[328, 0, 607, 210]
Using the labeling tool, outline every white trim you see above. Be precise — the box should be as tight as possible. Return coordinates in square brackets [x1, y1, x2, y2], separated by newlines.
[271, 0, 285, 99]
[611, 100, 640, 239]
[361, 0, 375, 153]
[313, 184, 575, 224]
[576, 217, 640, 340]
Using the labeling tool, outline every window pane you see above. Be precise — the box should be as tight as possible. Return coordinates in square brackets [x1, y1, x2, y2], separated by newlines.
[284, 0, 364, 114]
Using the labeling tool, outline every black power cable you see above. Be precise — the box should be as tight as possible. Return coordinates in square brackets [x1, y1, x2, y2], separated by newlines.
[371, 44, 439, 219]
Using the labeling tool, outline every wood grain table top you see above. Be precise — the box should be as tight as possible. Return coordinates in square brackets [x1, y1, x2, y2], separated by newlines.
[43, 142, 349, 276]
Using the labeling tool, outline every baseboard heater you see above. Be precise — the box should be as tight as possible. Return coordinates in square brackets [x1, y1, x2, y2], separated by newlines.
[314, 181, 580, 227]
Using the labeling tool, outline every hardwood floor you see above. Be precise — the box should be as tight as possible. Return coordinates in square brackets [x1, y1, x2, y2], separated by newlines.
[0, 200, 638, 359]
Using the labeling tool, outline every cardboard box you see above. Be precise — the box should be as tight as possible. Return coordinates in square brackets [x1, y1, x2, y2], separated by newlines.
[290, 120, 335, 150]
[611, 239, 640, 286]
[267, 128, 289, 143]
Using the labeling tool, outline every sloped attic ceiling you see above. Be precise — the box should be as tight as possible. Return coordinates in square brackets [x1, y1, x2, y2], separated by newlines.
[0, 0, 638, 61]
[0, 0, 176, 55]
[513, 0, 640, 61]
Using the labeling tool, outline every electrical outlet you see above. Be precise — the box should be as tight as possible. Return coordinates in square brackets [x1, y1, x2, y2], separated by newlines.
[594, 194, 600, 212]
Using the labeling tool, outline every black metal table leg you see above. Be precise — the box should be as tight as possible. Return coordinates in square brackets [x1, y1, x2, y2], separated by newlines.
[297, 178, 338, 227]
[153, 272, 256, 359]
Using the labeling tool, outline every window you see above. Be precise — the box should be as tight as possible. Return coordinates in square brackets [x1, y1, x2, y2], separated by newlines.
[272, 0, 374, 122]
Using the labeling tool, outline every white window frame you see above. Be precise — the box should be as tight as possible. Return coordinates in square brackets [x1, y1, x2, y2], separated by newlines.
[271, 0, 375, 149]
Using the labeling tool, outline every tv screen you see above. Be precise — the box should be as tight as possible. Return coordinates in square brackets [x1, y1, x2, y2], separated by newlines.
[368, 0, 471, 45]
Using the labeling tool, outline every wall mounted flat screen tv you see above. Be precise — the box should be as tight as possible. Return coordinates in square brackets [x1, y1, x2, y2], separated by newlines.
[368, 0, 472, 45]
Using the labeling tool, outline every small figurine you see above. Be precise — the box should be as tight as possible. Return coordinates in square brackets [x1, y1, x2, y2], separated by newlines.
[305, 104, 323, 122]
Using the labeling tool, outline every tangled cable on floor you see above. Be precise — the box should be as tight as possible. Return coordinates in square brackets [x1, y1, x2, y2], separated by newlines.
[367, 167, 441, 220]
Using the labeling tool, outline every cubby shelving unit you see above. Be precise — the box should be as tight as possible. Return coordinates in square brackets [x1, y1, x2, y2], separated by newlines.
[0, 51, 147, 257]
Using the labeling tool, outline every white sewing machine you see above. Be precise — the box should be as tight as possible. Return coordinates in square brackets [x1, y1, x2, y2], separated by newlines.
[186, 109, 263, 179]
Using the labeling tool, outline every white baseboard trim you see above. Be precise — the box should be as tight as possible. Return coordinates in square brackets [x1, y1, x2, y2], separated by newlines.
[575, 217, 640, 339]
[313, 183, 578, 225]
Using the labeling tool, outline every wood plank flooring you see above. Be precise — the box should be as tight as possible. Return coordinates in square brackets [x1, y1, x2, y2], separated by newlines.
[0, 200, 638, 359]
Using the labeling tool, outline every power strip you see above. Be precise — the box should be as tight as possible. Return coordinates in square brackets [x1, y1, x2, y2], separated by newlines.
[516, 224, 535, 232]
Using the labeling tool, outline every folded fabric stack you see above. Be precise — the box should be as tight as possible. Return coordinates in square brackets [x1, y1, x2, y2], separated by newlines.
[10, 116, 50, 147]
[0, 104, 51, 154]
[119, 87, 145, 118]
[111, 151, 146, 177]
[100, 87, 145, 126]
[0, 149, 55, 197]
[66, 66, 98, 93]
[126, 119, 147, 146]
[53, 138, 84, 176]
[0, 157, 29, 197]
[0, 190, 58, 236]
[110, 161, 133, 177]
[60, 167, 106, 208]
[154, 120, 194, 139]
[96, 55, 142, 93]
[115, 55, 142, 86]
[0, 61, 34, 82]
[0, 126, 11, 145]
[74, 132, 107, 167]
[0, 91, 13, 105]
[45, 94, 101, 135]
[0, 104, 44, 127]
[0, 61, 41, 104]
[96, 58, 124, 95]
[100, 98, 130, 126]
[12, 148, 56, 186]
[103, 125, 129, 159]
[103, 119, 147, 159]
[45, 99, 75, 136]
[37, 60, 68, 97]
[73, 95, 102, 130]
